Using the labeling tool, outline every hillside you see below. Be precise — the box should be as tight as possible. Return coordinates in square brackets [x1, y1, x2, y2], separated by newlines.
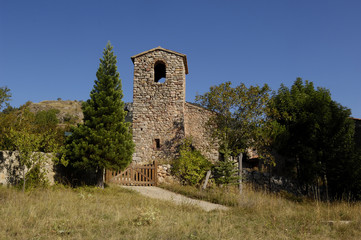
[27, 100, 84, 124]
[27, 100, 133, 124]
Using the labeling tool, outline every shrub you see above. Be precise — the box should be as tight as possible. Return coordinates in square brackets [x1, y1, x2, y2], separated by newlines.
[213, 144, 239, 186]
[18, 162, 48, 190]
[172, 138, 211, 186]
[34, 109, 60, 127]
[63, 113, 78, 124]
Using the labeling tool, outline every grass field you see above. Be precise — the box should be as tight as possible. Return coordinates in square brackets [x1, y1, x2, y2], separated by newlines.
[1, 184, 360, 240]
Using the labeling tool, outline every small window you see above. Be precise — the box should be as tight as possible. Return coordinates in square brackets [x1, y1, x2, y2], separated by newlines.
[154, 138, 161, 150]
[154, 61, 166, 83]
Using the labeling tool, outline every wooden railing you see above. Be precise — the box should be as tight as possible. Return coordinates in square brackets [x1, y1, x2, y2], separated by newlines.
[105, 161, 157, 186]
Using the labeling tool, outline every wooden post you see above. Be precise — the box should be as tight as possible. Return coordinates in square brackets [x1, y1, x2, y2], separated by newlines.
[238, 153, 243, 194]
[202, 170, 212, 190]
[102, 168, 105, 187]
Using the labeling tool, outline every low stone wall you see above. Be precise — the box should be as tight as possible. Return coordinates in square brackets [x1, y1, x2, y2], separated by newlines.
[242, 169, 300, 195]
[0, 151, 55, 186]
[157, 164, 178, 185]
[0, 150, 300, 195]
[156, 162, 300, 196]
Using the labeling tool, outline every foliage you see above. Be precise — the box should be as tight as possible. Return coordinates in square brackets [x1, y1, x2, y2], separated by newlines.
[8, 128, 44, 192]
[34, 109, 67, 147]
[18, 161, 49, 190]
[172, 138, 211, 186]
[0, 108, 19, 149]
[34, 109, 60, 129]
[269, 78, 358, 199]
[1, 106, 65, 191]
[212, 143, 239, 185]
[195, 81, 277, 188]
[195, 81, 274, 161]
[0, 86, 11, 111]
[2, 105, 17, 114]
[65, 42, 134, 188]
[63, 113, 79, 124]
[0, 107, 66, 152]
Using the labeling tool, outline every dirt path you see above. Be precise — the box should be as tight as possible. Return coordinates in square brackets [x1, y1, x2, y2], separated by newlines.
[122, 186, 228, 212]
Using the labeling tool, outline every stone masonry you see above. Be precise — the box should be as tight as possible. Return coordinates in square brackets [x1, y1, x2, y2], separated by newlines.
[131, 47, 218, 163]
[184, 102, 219, 162]
[0, 151, 55, 186]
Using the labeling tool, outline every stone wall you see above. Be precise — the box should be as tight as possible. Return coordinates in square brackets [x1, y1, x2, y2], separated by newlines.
[156, 162, 300, 195]
[157, 164, 178, 184]
[131, 47, 187, 163]
[184, 102, 219, 162]
[242, 169, 300, 195]
[0, 151, 55, 186]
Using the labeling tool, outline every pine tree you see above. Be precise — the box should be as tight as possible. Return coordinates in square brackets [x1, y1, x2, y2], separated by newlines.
[65, 42, 134, 188]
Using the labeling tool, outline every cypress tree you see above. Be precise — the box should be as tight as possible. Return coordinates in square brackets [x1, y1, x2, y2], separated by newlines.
[66, 42, 134, 188]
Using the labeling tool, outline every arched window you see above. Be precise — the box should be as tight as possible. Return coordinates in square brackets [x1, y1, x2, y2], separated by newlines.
[154, 61, 166, 83]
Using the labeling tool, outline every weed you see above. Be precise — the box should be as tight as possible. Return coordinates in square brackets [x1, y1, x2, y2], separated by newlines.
[133, 207, 160, 226]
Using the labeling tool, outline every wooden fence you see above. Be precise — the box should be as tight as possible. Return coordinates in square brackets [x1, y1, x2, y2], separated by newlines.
[105, 161, 157, 186]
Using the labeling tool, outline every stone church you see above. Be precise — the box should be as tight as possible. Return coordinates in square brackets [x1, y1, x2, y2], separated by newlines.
[128, 47, 218, 164]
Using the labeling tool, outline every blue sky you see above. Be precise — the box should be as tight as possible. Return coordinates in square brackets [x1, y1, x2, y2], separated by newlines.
[1, 0, 361, 117]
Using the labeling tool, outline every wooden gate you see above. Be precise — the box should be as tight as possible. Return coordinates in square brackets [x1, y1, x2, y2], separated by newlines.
[105, 161, 157, 186]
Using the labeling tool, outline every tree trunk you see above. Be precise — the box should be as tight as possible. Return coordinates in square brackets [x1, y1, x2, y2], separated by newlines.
[324, 174, 329, 203]
[96, 168, 105, 189]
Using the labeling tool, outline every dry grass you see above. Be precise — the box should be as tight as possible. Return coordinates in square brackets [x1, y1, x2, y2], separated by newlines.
[1, 184, 361, 240]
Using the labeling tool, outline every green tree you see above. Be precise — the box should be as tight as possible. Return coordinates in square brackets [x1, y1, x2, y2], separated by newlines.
[0, 86, 11, 111]
[269, 78, 357, 199]
[65, 42, 134, 188]
[8, 128, 43, 192]
[4, 107, 65, 191]
[0, 105, 65, 151]
[196, 82, 275, 185]
[212, 142, 239, 185]
[196, 82, 272, 156]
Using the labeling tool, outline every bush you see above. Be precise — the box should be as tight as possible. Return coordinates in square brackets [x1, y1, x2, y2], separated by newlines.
[63, 113, 78, 124]
[18, 162, 48, 190]
[213, 144, 239, 186]
[35, 109, 60, 127]
[172, 138, 211, 186]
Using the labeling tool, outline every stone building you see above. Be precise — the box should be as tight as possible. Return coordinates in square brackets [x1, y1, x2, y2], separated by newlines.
[130, 47, 218, 163]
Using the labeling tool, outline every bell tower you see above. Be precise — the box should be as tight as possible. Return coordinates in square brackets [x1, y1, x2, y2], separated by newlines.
[131, 47, 189, 163]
